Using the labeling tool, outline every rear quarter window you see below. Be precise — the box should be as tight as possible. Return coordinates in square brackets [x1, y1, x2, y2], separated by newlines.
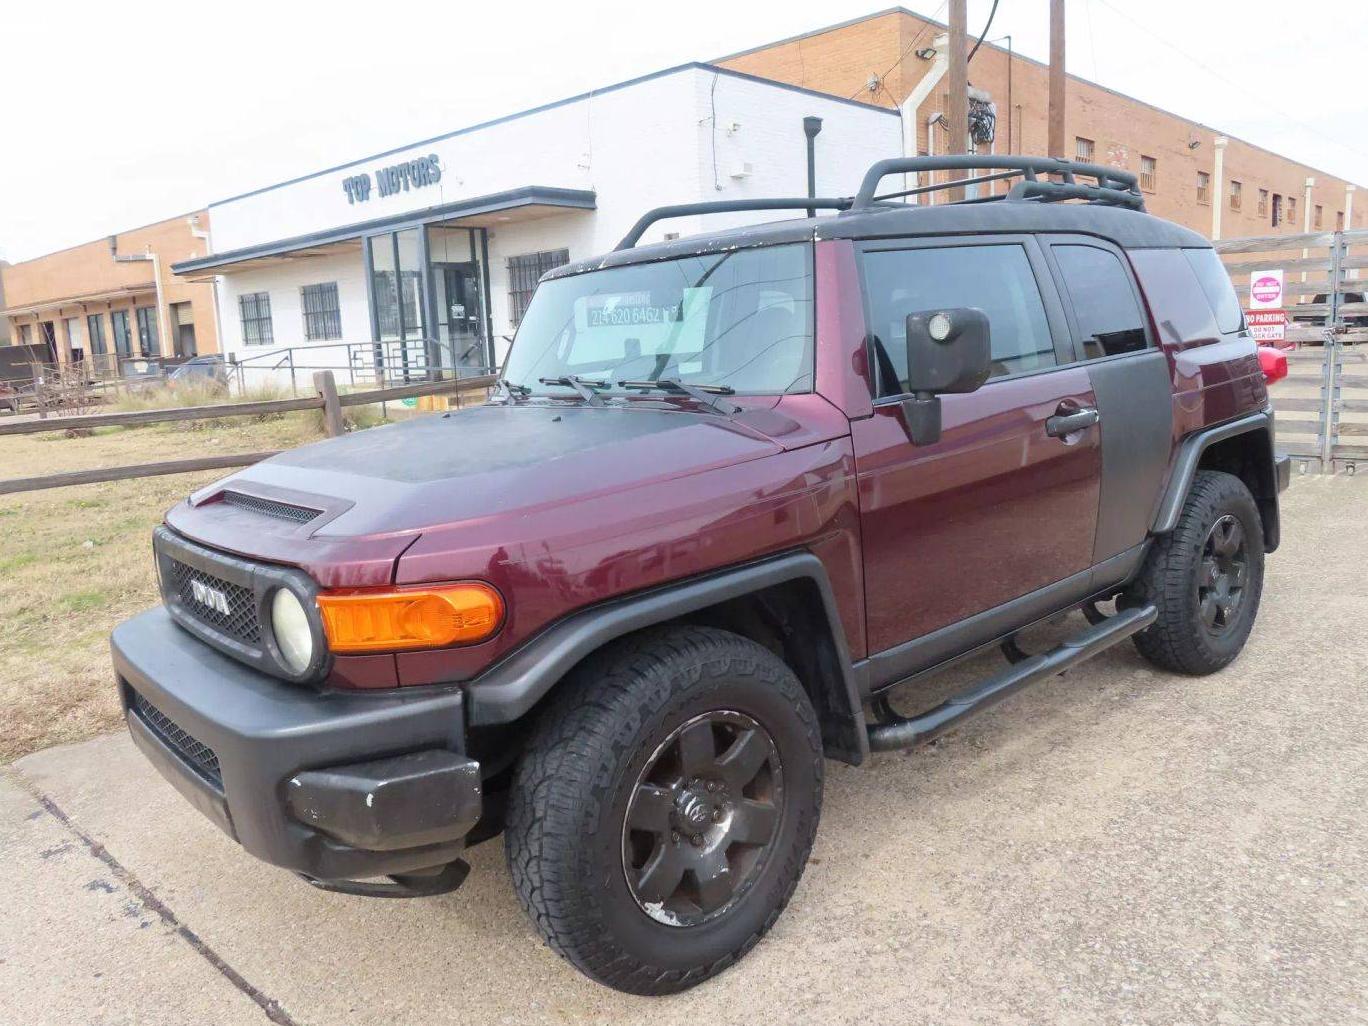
[1182, 247, 1244, 335]
[1052, 245, 1149, 358]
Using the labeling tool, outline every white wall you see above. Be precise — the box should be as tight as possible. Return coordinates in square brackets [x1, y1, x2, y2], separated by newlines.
[205, 65, 901, 378]
[216, 248, 371, 389]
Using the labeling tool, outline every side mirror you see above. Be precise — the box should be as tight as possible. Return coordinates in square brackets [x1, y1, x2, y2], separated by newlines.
[900, 307, 992, 445]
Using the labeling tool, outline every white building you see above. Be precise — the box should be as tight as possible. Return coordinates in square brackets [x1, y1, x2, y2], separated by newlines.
[174, 63, 900, 388]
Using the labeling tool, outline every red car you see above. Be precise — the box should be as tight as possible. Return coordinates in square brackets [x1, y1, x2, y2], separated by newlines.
[112, 156, 1288, 993]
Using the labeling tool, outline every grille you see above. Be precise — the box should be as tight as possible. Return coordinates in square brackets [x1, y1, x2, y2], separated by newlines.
[166, 559, 262, 644]
[221, 491, 321, 525]
[131, 691, 222, 785]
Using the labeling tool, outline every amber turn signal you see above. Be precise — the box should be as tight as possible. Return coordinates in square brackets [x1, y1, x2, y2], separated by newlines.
[317, 582, 504, 653]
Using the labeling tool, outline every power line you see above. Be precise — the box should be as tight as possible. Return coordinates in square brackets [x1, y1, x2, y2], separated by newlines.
[848, 0, 950, 101]
[1091, 0, 1368, 168]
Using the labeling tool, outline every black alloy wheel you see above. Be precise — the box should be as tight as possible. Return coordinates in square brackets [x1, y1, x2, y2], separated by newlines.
[622, 710, 783, 927]
[1197, 514, 1248, 633]
[1128, 469, 1265, 675]
[505, 625, 823, 994]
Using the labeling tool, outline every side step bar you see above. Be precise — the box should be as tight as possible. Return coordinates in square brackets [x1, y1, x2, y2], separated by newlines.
[866, 605, 1157, 752]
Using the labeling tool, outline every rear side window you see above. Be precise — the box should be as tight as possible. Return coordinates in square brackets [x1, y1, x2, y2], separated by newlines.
[861, 244, 1055, 396]
[1182, 247, 1244, 334]
[1053, 245, 1149, 358]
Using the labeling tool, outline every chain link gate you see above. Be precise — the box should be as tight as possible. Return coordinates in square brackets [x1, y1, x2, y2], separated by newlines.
[1215, 228, 1368, 474]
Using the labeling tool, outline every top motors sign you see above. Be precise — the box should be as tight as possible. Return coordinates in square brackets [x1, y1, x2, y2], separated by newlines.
[1249, 269, 1285, 310]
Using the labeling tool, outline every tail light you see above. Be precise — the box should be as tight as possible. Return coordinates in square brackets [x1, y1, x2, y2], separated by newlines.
[1258, 345, 1288, 386]
[317, 582, 504, 653]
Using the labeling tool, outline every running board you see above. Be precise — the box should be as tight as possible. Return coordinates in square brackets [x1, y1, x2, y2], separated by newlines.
[866, 604, 1157, 753]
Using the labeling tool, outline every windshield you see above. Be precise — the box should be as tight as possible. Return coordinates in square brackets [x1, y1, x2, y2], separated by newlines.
[503, 243, 814, 395]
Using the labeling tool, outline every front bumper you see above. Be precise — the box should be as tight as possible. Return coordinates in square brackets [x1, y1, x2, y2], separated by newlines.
[113, 606, 481, 884]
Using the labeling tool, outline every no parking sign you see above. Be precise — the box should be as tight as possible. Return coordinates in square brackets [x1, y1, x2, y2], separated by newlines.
[1249, 269, 1284, 310]
[1247, 269, 1286, 346]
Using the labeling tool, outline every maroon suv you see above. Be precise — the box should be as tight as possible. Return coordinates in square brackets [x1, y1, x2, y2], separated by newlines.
[112, 156, 1289, 994]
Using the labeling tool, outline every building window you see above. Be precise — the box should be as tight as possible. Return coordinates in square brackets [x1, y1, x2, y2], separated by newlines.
[1258, 189, 1269, 216]
[64, 317, 84, 358]
[301, 282, 342, 341]
[1139, 155, 1157, 193]
[1337, 210, 1345, 230]
[18, 323, 32, 346]
[134, 307, 159, 357]
[507, 249, 570, 326]
[239, 292, 274, 346]
[1197, 171, 1210, 205]
[111, 309, 132, 358]
[1229, 180, 1242, 212]
[87, 314, 107, 356]
[1287, 196, 1297, 226]
[1272, 193, 1283, 227]
[1314, 205, 1324, 229]
[1075, 137, 1095, 163]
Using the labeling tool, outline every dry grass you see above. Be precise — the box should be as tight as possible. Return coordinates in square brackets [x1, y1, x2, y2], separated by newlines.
[0, 414, 326, 762]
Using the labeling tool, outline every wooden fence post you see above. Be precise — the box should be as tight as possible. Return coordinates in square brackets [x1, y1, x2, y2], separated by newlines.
[315, 371, 344, 437]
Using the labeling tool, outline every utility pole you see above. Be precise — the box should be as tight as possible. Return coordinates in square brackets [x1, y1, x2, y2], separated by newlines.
[1048, 0, 1066, 158]
[946, 0, 968, 199]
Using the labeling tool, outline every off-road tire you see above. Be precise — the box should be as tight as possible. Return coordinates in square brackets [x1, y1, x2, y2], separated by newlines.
[505, 625, 823, 995]
[1126, 469, 1265, 675]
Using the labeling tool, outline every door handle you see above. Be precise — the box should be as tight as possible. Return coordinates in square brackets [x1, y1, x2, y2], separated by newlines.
[1045, 404, 1099, 438]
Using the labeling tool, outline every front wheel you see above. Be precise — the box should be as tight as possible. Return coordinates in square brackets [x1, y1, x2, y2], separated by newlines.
[1126, 469, 1265, 674]
[505, 625, 823, 994]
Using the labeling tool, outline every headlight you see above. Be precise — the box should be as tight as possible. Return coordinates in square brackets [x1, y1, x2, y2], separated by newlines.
[271, 588, 315, 673]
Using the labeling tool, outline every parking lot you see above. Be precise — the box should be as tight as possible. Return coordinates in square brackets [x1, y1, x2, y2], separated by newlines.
[3, 472, 1365, 1026]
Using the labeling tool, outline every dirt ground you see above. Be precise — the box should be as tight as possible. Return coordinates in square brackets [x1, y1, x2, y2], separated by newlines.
[0, 472, 1365, 1025]
[0, 415, 325, 761]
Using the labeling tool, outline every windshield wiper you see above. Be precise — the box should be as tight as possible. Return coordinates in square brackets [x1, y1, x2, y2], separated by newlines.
[496, 378, 531, 397]
[538, 375, 609, 406]
[618, 379, 740, 417]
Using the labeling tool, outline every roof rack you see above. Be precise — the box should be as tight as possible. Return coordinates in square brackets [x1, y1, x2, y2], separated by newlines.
[615, 197, 852, 250]
[612, 156, 1145, 251]
[851, 155, 1145, 212]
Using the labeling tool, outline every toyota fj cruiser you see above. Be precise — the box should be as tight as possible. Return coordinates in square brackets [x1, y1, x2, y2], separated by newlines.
[112, 156, 1290, 994]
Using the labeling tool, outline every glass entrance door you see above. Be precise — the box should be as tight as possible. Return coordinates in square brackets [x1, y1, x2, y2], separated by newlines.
[434, 263, 486, 370]
[366, 224, 489, 380]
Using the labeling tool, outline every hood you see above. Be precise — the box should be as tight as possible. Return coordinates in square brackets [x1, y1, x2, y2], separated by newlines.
[165, 403, 794, 573]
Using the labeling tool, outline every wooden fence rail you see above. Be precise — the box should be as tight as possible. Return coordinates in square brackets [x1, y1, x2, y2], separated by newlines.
[0, 371, 496, 496]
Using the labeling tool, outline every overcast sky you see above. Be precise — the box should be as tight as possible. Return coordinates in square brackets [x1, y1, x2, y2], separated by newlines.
[2, 0, 1364, 263]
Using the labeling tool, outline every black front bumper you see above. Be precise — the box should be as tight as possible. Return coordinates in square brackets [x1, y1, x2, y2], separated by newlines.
[113, 606, 481, 884]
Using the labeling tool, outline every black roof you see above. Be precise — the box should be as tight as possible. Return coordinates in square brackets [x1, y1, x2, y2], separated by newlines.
[550, 201, 1210, 280]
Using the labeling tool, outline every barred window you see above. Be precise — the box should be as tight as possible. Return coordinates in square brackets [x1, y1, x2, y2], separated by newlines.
[1074, 137, 1094, 163]
[507, 249, 570, 327]
[1140, 155, 1157, 193]
[301, 282, 342, 341]
[1258, 189, 1269, 216]
[239, 292, 274, 346]
[1229, 180, 1242, 212]
[1196, 171, 1210, 205]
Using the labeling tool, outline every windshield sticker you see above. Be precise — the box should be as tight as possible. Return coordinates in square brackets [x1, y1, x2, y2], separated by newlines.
[583, 292, 682, 328]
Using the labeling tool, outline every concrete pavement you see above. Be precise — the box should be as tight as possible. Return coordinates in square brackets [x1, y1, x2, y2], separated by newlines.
[4, 472, 1367, 1025]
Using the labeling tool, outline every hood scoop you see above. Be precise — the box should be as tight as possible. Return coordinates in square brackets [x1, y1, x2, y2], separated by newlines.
[221, 490, 322, 525]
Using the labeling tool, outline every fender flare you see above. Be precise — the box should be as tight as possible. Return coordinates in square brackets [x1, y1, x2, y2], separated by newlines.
[464, 551, 868, 762]
[1151, 410, 1280, 548]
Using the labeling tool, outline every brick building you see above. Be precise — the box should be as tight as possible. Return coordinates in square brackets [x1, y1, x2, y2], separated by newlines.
[718, 7, 1362, 238]
[0, 212, 219, 372]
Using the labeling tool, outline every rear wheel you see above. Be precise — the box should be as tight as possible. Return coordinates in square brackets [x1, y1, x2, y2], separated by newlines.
[1126, 469, 1265, 674]
[505, 625, 823, 994]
